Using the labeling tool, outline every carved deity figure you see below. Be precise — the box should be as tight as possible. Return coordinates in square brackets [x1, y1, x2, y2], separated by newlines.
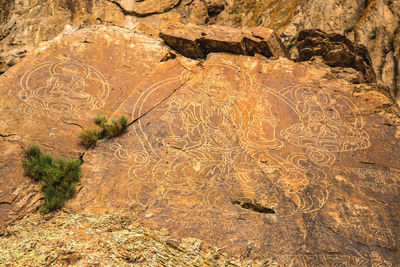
[19, 61, 109, 115]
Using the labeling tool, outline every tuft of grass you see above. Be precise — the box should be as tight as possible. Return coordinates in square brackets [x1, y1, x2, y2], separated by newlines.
[22, 144, 81, 213]
[79, 115, 129, 148]
[94, 114, 107, 126]
[102, 116, 128, 138]
[79, 129, 101, 148]
[287, 42, 295, 50]
[369, 27, 377, 40]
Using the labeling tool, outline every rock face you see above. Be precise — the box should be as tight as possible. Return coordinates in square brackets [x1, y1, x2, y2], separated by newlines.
[2, 23, 400, 265]
[296, 29, 376, 83]
[1, 2, 400, 266]
[1, 0, 399, 100]
[0, 25, 172, 234]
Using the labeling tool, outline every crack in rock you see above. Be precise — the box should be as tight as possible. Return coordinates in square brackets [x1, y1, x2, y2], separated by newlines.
[231, 200, 275, 214]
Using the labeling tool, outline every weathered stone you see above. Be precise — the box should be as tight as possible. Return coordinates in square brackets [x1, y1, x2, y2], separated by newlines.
[0, 25, 173, 233]
[0, 0, 399, 100]
[203, 0, 226, 16]
[66, 51, 400, 264]
[112, 0, 180, 16]
[296, 29, 376, 83]
[0, 6, 400, 266]
[160, 23, 288, 59]
[0, 25, 389, 263]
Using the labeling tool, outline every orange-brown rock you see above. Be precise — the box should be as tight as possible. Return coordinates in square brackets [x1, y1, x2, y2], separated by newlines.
[1, 23, 400, 265]
[1, 0, 399, 102]
[0, 25, 175, 233]
[70, 50, 400, 264]
[160, 23, 288, 59]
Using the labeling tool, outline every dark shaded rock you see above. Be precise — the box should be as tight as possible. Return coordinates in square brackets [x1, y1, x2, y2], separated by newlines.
[296, 29, 377, 83]
[203, 0, 226, 16]
[111, 0, 181, 16]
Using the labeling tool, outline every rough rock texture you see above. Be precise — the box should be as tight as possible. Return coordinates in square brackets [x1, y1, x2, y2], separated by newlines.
[296, 29, 376, 83]
[0, 25, 172, 234]
[2, 23, 399, 265]
[111, 0, 181, 16]
[1, 0, 399, 99]
[70, 52, 400, 265]
[1, 2, 400, 266]
[0, 211, 258, 265]
[160, 23, 288, 59]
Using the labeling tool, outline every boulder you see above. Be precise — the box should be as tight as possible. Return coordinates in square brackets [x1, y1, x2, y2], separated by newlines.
[160, 23, 289, 59]
[296, 29, 377, 83]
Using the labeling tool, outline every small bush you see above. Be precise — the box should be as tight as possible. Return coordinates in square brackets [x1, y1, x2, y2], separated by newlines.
[22, 144, 56, 182]
[287, 42, 295, 50]
[80, 115, 129, 148]
[22, 144, 81, 213]
[119, 115, 128, 129]
[394, 26, 399, 35]
[94, 114, 107, 126]
[369, 27, 377, 39]
[97, 115, 129, 138]
[79, 129, 101, 148]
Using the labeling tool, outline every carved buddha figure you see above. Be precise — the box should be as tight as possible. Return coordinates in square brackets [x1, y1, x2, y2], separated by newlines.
[40, 63, 90, 102]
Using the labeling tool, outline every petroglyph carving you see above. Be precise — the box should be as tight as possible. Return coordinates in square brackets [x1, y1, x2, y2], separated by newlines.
[19, 61, 109, 116]
[113, 64, 371, 218]
[280, 85, 370, 166]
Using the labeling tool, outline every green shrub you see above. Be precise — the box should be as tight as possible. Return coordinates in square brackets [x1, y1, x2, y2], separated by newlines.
[94, 114, 107, 126]
[22, 144, 81, 213]
[119, 115, 128, 129]
[80, 115, 129, 148]
[79, 129, 101, 148]
[287, 42, 295, 50]
[369, 27, 377, 39]
[103, 116, 128, 138]
[22, 144, 56, 182]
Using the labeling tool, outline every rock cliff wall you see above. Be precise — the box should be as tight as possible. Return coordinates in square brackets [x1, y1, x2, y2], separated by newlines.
[1, 0, 399, 99]
[1, 1, 400, 265]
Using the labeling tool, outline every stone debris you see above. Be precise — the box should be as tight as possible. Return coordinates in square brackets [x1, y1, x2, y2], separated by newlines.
[0, 211, 263, 266]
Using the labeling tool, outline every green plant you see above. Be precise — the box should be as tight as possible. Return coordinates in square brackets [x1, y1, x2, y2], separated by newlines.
[99, 115, 128, 138]
[79, 115, 129, 148]
[79, 129, 101, 148]
[287, 42, 295, 50]
[369, 27, 377, 39]
[94, 114, 107, 126]
[22, 144, 81, 213]
[394, 26, 399, 35]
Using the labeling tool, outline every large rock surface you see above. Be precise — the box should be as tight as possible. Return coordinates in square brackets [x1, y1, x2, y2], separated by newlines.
[1, 0, 399, 101]
[0, 25, 172, 233]
[1, 14, 400, 267]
